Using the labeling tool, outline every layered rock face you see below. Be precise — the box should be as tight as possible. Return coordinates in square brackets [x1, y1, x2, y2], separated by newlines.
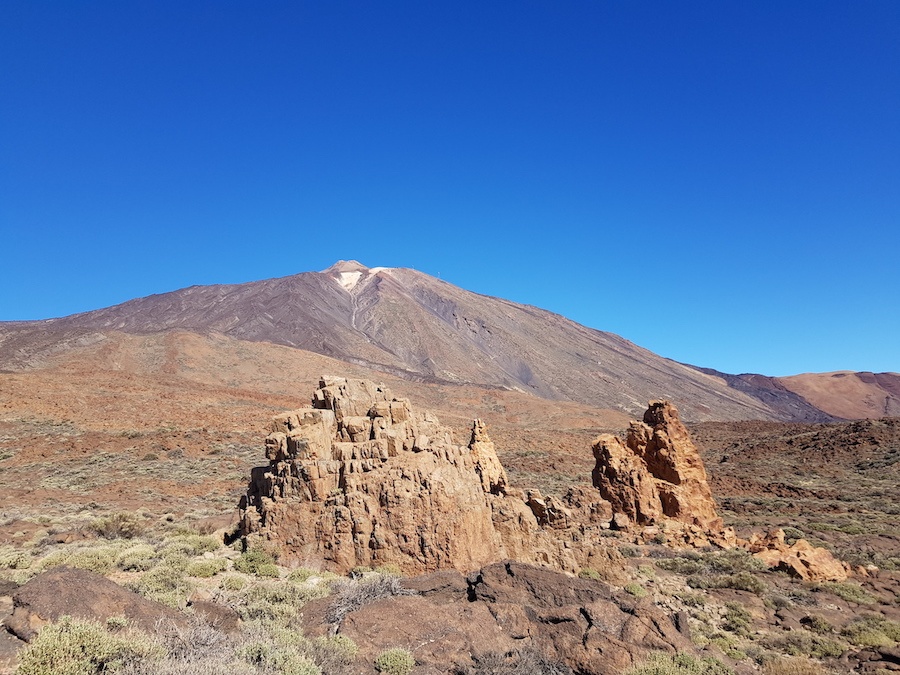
[592, 400, 729, 544]
[240, 378, 618, 575]
[242, 380, 848, 581]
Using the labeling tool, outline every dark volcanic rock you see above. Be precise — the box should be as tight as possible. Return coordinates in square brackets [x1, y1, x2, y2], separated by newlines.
[5, 566, 186, 641]
[304, 561, 696, 675]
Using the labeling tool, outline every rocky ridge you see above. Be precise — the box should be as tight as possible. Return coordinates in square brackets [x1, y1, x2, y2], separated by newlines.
[241, 378, 849, 582]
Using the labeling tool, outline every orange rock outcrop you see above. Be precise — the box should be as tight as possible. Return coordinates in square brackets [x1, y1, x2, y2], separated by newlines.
[592, 400, 729, 545]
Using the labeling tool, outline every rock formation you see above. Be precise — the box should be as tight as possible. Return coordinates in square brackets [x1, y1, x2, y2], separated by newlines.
[300, 561, 697, 674]
[746, 529, 850, 582]
[241, 380, 849, 581]
[592, 400, 730, 545]
[240, 377, 618, 575]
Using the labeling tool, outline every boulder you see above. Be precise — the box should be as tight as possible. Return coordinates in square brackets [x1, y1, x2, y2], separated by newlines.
[747, 529, 850, 581]
[4, 566, 186, 642]
[303, 561, 696, 675]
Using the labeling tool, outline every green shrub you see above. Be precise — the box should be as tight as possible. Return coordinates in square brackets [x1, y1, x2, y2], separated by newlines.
[0, 545, 32, 570]
[763, 632, 845, 659]
[130, 565, 193, 608]
[116, 544, 158, 572]
[186, 558, 227, 578]
[236, 580, 329, 626]
[578, 568, 602, 580]
[374, 563, 402, 577]
[239, 640, 321, 675]
[61, 546, 119, 574]
[15, 616, 159, 675]
[220, 574, 249, 591]
[688, 571, 766, 595]
[818, 581, 877, 605]
[233, 549, 277, 576]
[288, 567, 317, 583]
[722, 602, 752, 636]
[626, 652, 734, 674]
[841, 615, 900, 647]
[310, 634, 359, 667]
[625, 583, 648, 598]
[374, 647, 415, 675]
[160, 534, 220, 558]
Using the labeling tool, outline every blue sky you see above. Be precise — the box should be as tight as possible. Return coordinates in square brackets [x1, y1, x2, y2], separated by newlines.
[2, 1, 898, 377]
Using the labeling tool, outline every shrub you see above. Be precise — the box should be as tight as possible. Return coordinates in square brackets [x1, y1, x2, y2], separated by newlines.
[288, 567, 318, 583]
[722, 602, 752, 636]
[310, 635, 359, 668]
[761, 658, 827, 675]
[624, 583, 648, 598]
[16, 616, 160, 675]
[116, 545, 158, 572]
[63, 546, 119, 574]
[374, 563, 402, 577]
[762, 632, 844, 659]
[220, 575, 248, 592]
[626, 652, 734, 674]
[185, 558, 227, 578]
[88, 512, 144, 540]
[327, 574, 413, 625]
[239, 640, 321, 675]
[160, 534, 220, 558]
[688, 571, 766, 595]
[374, 647, 415, 675]
[130, 566, 193, 608]
[233, 549, 277, 576]
[841, 615, 900, 647]
[0, 545, 32, 570]
[818, 581, 877, 605]
[235, 580, 329, 626]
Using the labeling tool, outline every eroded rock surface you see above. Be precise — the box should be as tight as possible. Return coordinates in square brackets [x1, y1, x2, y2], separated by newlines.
[240, 377, 617, 575]
[301, 561, 697, 675]
[747, 528, 850, 582]
[592, 400, 730, 545]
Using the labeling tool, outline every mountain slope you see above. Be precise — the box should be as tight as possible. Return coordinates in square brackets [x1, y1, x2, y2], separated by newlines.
[0, 261, 853, 422]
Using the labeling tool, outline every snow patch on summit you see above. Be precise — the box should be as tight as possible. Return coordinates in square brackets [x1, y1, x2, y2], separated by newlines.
[337, 271, 363, 291]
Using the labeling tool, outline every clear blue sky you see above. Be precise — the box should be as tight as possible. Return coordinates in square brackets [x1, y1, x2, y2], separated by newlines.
[2, 1, 898, 377]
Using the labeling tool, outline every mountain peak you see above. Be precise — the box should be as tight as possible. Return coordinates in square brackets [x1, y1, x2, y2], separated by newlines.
[323, 260, 369, 274]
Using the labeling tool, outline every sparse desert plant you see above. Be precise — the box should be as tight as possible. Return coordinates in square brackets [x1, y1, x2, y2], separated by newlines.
[578, 567, 602, 580]
[761, 657, 827, 675]
[309, 635, 359, 669]
[841, 615, 900, 647]
[130, 565, 194, 608]
[327, 573, 414, 626]
[624, 582, 648, 598]
[15, 615, 160, 675]
[239, 640, 321, 675]
[0, 545, 32, 570]
[234, 579, 329, 626]
[88, 512, 144, 540]
[185, 558, 227, 578]
[220, 574, 249, 591]
[818, 581, 877, 605]
[374, 563, 402, 577]
[374, 647, 415, 675]
[233, 548, 278, 576]
[626, 651, 734, 674]
[722, 602, 752, 636]
[762, 632, 845, 659]
[116, 544, 158, 572]
[688, 571, 766, 595]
